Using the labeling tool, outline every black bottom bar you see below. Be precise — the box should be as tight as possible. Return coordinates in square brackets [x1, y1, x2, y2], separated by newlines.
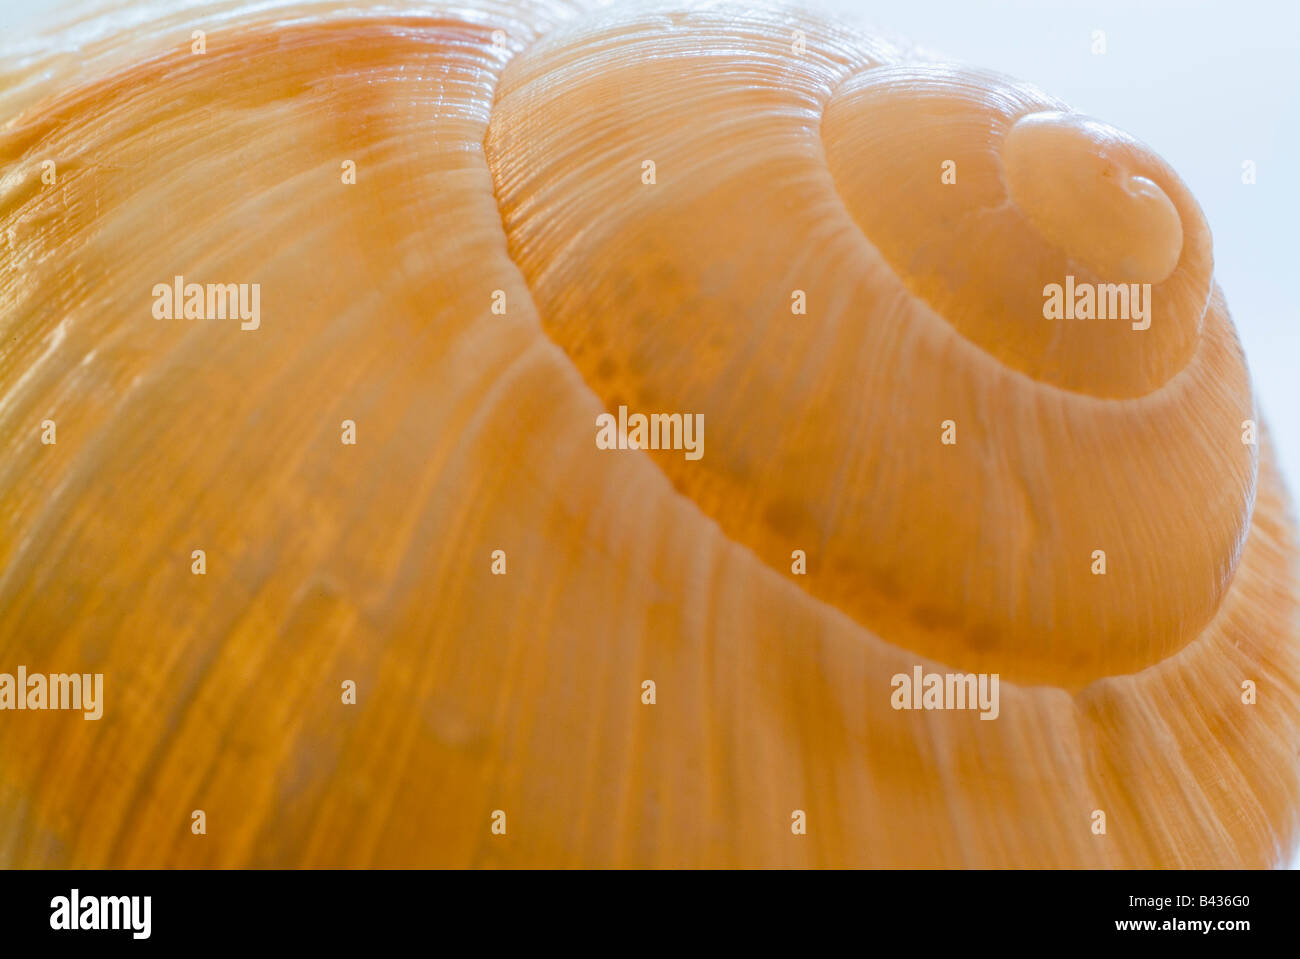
[0, 868, 1289, 946]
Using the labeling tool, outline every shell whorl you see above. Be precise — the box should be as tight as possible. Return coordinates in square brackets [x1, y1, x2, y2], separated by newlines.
[0, 0, 1295, 868]
[486, 10, 1254, 688]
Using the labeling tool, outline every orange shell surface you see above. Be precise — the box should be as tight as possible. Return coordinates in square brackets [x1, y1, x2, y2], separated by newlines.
[0, 0, 1297, 866]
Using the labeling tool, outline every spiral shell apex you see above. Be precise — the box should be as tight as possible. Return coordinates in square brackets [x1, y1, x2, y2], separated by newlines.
[0, 0, 1296, 868]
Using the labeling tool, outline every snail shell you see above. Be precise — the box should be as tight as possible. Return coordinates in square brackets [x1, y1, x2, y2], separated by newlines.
[0, 0, 1296, 867]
